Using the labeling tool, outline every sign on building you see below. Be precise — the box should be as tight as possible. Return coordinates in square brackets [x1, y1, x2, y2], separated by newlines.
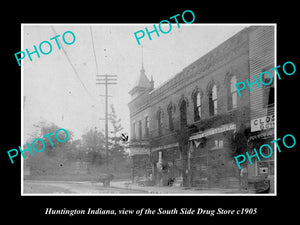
[251, 115, 274, 132]
[189, 123, 236, 141]
[129, 147, 150, 156]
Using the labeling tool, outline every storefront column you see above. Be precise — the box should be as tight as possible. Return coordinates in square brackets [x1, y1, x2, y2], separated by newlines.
[152, 162, 156, 183]
[131, 156, 134, 183]
[187, 142, 192, 187]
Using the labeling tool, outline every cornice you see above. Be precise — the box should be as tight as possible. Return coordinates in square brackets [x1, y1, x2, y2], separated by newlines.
[149, 30, 249, 104]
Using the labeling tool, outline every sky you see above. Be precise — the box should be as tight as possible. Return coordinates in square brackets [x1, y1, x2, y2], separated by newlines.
[22, 24, 247, 141]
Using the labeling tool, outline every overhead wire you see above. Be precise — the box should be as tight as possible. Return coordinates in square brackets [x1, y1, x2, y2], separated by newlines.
[50, 26, 96, 100]
[90, 26, 99, 75]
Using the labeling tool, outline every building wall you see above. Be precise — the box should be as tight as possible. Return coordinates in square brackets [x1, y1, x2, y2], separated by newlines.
[128, 89, 152, 181]
[131, 154, 152, 181]
[145, 27, 252, 187]
[149, 27, 251, 141]
[130, 107, 151, 141]
[129, 89, 151, 141]
[248, 26, 275, 193]
[249, 26, 275, 120]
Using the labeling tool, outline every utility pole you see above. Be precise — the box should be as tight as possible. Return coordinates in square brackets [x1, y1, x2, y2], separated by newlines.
[96, 74, 117, 172]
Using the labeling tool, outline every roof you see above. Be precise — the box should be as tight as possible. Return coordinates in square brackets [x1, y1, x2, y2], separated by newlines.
[133, 65, 151, 89]
[129, 64, 152, 95]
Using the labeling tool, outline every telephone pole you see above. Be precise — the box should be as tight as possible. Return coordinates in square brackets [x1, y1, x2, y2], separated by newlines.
[96, 74, 117, 172]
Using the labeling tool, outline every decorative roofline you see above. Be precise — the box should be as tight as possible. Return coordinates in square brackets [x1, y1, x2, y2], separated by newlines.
[149, 27, 251, 102]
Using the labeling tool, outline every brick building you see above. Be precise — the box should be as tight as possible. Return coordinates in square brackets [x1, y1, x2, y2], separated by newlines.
[128, 63, 153, 182]
[128, 26, 275, 190]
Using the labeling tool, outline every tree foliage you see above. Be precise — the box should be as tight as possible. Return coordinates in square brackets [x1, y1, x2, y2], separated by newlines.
[108, 104, 129, 172]
[26, 105, 130, 176]
[26, 122, 75, 175]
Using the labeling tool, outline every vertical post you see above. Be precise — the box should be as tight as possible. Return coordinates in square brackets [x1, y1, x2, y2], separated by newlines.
[131, 155, 135, 183]
[187, 143, 191, 188]
[207, 146, 209, 188]
[96, 74, 117, 173]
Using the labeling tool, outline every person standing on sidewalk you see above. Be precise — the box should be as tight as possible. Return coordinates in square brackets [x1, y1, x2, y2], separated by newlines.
[240, 165, 248, 191]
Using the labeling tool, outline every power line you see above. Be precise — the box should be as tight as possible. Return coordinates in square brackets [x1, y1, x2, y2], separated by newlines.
[90, 27, 119, 172]
[90, 26, 99, 75]
[50, 26, 95, 100]
[90, 26, 118, 171]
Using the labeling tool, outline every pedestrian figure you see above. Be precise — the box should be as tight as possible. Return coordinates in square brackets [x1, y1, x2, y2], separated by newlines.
[162, 164, 168, 186]
[167, 177, 175, 186]
[240, 165, 248, 191]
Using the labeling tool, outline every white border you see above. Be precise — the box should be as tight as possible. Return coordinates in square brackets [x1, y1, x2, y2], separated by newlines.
[21, 23, 277, 196]
[21, 23, 24, 195]
[274, 23, 277, 196]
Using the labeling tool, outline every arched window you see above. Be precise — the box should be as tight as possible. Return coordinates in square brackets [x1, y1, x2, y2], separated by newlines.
[209, 84, 217, 116]
[192, 91, 202, 121]
[157, 109, 163, 136]
[167, 103, 175, 131]
[228, 76, 237, 110]
[144, 116, 149, 138]
[179, 99, 187, 128]
[138, 120, 142, 140]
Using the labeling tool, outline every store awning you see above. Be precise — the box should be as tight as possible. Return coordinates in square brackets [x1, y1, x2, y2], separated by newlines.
[129, 147, 150, 156]
[189, 123, 236, 141]
[151, 143, 179, 152]
[248, 129, 274, 141]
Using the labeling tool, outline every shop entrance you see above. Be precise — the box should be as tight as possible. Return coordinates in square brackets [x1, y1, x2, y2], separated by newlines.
[152, 147, 182, 186]
[191, 148, 228, 188]
[190, 137, 240, 189]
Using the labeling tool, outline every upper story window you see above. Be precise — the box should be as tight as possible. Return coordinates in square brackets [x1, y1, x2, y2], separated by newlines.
[167, 103, 175, 131]
[192, 90, 202, 121]
[132, 122, 136, 140]
[228, 76, 237, 110]
[145, 116, 149, 138]
[262, 69, 274, 109]
[157, 109, 164, 136]
[209, 84, 218, 116]
[138, 120, 142, 140]
[179, 98, 187, 128]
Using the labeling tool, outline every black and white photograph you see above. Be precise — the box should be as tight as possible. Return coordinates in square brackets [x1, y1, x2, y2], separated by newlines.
[21, 24, 275, 195]
[2, 5, 298, 222]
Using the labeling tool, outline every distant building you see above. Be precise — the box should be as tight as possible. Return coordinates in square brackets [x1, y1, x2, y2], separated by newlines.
[128, 26, 275, 191]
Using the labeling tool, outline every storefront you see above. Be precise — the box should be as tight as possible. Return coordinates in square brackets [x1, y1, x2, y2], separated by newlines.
[129, 146, 151, 183]
[151, 143, 183, 186]
[248, 115, 275, 193]
[188, 123, 241, 189]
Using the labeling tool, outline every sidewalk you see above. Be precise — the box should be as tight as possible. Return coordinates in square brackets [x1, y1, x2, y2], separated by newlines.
[110, 180, 250, 194]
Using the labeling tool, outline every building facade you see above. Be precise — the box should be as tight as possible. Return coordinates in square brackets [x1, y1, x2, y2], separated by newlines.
[247, 26, 275, 193]
[128, 64, 153, 182]
[128, 26, 275, 191]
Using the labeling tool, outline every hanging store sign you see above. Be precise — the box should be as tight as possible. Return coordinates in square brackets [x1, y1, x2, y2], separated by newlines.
[251, 115, 274, 132]
[189, 123, 236, 141]
[129, 147, 150, 156]
[151, 143, 179, 152]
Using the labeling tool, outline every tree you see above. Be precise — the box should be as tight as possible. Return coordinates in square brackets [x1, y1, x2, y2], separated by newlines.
[25, 121, 75, 175]
[108, 104, 129, 172]
[81, 127, 105, 166]
[109, 104, 123, 141]
[229, 126, 250, 157]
